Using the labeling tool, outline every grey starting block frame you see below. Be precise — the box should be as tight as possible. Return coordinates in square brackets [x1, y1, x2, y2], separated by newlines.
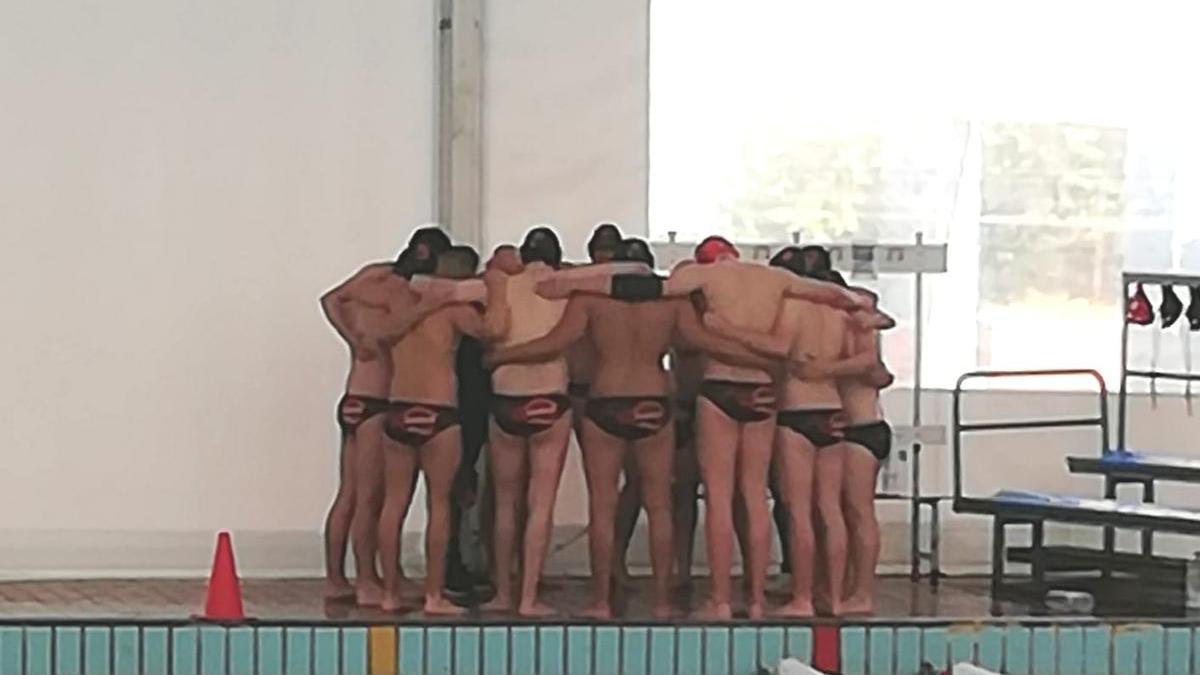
[648, 232, 950, 584]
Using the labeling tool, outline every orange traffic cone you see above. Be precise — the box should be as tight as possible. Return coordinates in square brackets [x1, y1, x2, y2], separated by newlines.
[201, 531, 245, 621]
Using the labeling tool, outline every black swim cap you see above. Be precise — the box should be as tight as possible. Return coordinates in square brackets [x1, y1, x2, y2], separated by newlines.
[800, 245, 833, 278]
[394, 226, 452, 278]
[613, 237, 656, 268]
[519, 226, 563, 268]
[769, 246, 806, 277]
[587, 223, 622, 261]
[409, 226, 452, 255]
[392, 248, 420, 279]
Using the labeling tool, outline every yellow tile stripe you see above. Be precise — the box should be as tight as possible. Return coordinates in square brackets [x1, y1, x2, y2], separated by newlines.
[369, 626, 397, 675]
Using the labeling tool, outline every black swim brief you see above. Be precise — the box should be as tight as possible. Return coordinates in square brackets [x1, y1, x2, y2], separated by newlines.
[698, 380, 776, 423]
[776, 409, 844, 448]
[585, 396, 672, 441]
[843, 420, 892, 462]
[491, 393, 572, 437]
[383, 400, 460, 449]
[337, 394, 390, 434]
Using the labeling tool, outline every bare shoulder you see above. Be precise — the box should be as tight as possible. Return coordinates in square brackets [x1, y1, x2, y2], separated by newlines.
[755, 265, 793, 283]
[669, 261, 706, 284]
[354, 262, 393, 281]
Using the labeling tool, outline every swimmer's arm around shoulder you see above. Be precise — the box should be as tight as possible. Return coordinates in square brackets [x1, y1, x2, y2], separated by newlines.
[536, 263, 653, 299]
[778, 272, 863, 310]
[701, 311, 791, 359]
[410, 276, 487, 304]
[488, 296, 589, 367]
[673, 301, 774, 370]
[794, 327, 877, 378]
[376, 288, 448, 341]
[320, 264, 388, 343]
[554, 261, 651, 280]
[450, 305, 486, 340]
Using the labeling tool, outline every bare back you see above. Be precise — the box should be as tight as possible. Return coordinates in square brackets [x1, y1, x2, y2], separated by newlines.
[673, 260, 792, 383]
[388, 306, 472, 405]
[492, 264, 569, 395]
[778, 300, 847, 409]
[341, 265, 416, 394]
[583, 297, 678, 397]
[838, 328, 884, 423]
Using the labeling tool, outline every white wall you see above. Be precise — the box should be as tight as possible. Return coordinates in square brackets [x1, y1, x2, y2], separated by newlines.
[0, 0, 435, 575]
[481, 0, 649, 256]
[6, 0, 1200, 580]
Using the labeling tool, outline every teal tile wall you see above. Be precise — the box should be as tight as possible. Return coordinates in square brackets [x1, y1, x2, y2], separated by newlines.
[0, 621, 1199, 674]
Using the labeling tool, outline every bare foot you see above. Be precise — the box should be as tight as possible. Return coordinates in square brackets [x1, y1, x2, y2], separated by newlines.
[576, 604, 612, 621]
[652, 603, 674, 620]
[818, 601, 843, 617]
[397, 576, 425, 602]
[480, 595, 515, 614]
[380, 591, 415, 613]
[425, 596, 467, 617]
[355, 579, 384, 607]
[324, 578, 355, 601]
[772, 600, 815, 618]
[813, 593, 832, 616]
[690, 600, 732, 621]
[841, 596, 874, 616]
[518, 601, 558, 618]
[746, 603, 765, 621]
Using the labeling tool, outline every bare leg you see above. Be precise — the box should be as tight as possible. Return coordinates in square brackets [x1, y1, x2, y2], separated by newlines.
[842, 444, 881, 615]
[814, 445, 848, 616]
[481, 421, 526, 613]
[349, 418, 387, 605]
[736, 416, 776, 620]
[672, 480, 699, 589]
[377, 438, 420, 612]
[577, 419, 626, 620]
[417, 428, 466, 616]
[693, 399, 738, 620]
[632, 424, 675, 619]
[518, 414, 573, 617]
[732, 490, 752, 599]
[671, 437, 700, 590]
[612, 455, 642, 586]
[324, 432, 358, 600]
[772, 428, 816, 617]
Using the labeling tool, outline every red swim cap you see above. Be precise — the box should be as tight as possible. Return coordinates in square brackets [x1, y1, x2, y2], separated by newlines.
[695, 236, 738, 264]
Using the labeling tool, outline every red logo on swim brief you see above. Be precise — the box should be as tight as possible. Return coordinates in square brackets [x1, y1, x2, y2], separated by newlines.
[829, 412, 848, 438]
[399, 406, 437, 438]
[626, 401, 667, 430]
[748, 387, 776, 412]
[340, 398, 365, 425]
[519, 398, 560, 428]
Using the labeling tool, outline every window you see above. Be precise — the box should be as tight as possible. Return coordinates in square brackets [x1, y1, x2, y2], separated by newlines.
[649, 0, 1200, 389]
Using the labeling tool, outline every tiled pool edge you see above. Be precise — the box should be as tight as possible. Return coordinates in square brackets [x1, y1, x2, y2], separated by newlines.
[0, 620, 1192, 674]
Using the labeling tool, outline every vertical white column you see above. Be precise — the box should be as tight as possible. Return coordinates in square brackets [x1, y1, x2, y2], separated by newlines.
[437, 0, 485, 249]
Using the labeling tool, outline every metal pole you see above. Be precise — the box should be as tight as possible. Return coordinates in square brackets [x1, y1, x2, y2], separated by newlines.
[1118, 272, 1130, 452]
[910, 232, 925, 580]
